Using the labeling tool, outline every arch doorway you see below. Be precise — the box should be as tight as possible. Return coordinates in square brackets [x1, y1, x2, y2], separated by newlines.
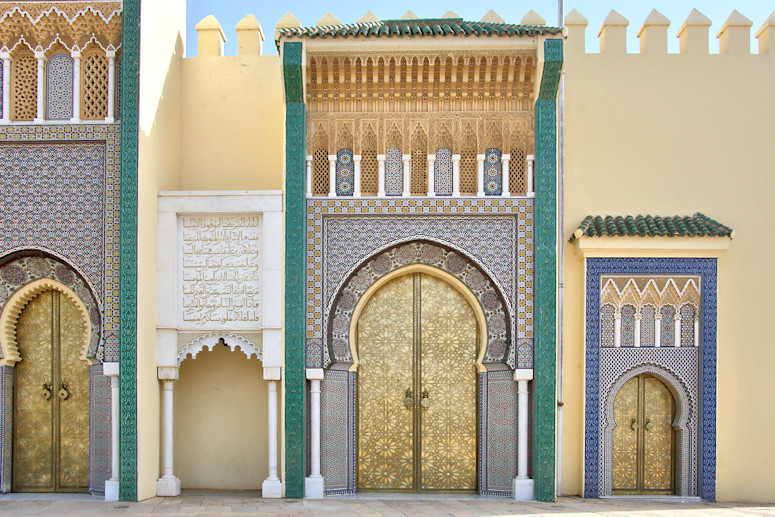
[13, 290, 89, 492]
[356, 272, 477, 492]
[612, 374, 675, 495]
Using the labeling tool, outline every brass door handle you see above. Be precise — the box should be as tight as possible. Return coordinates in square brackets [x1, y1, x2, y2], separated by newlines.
[58, 382, 70, 401]
[644, 418, 651, 431]
[42, 382, 52, 400]
[421, 388, 430, 409]
[630, 418, 637, 431]
[403, 388, 413, 408]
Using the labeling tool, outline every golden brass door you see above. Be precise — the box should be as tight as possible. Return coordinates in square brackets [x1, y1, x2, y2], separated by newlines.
[357, 273, 477, 492]
[13, 290, 90, 492]
[612, 374, 675, 495]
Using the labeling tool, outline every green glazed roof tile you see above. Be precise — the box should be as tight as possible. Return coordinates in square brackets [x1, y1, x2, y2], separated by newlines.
[276, 18, 563, 42]
[569, 213, 734, 242]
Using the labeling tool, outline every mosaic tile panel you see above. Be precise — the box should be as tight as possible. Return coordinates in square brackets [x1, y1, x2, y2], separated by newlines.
[335, 148, 354, 196]
[640, 305, 656, 347]
[434, 147, 453, 196]
[483, 148, 503, 196]
[600, 304, 615, 347]
[89, 364, 111, 494]
[0, 367, 10, 493]
[479, 369, 517, 495]
[327, 241, 511, 366]
[681, 304, 695, 347]
[305, 198, 535, 370]
[661, 305, 676, 347]
[621, 305, 635, 347]
[46, 54, 74, 121]
[321, 367, 356, 494]
[384, 148, 403, 196]
[585, 258, 717, 501]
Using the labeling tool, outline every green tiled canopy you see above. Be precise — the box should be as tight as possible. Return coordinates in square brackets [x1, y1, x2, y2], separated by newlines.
[569, 213, 734, 242]
[277, 18, 563, 40]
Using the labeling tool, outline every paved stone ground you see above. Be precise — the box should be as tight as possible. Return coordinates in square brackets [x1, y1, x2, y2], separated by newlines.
[0, 491, 774, 516]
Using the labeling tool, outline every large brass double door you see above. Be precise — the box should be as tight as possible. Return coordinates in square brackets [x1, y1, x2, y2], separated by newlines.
[13, 290, 90, 492]
[612, 374, 675, 495]
[357, 273, 477, 492]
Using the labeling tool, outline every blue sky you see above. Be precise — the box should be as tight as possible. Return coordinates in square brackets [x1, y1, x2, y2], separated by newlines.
[185, 1, 774, 56]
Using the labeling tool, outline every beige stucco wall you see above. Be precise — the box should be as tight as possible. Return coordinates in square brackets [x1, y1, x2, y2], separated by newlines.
[179, 55, 283, 190]
[561, 25, 775, 502]
[174, 346, 269, 489]
[137, 0, 185, 500]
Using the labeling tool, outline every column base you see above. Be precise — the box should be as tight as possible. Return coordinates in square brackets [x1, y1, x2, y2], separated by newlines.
[262, 478, 283, 498]
[305, 476, 325, 499]
[104, 479, 119, 501]
[513, 478, 534, 500]
[156, 476, 181, 497]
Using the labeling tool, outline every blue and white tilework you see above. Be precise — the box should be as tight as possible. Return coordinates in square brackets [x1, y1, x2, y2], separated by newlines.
[335, 148, 354, 196]
[434, 147, 453, 196]
[483, 147, 502, 196]
[46, 54, 74, 121]
[89, 364, 111, 494]
[384, 148, 403, 196]
[321, 367, 356, 494]
[585, 259, 716, 501]
[479, 368, 518, 496]
[621, 305, 635, 347]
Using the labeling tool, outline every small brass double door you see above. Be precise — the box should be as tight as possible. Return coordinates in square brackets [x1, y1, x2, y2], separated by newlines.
[13, 290, 90, 492]
[612, 374, 675, 495]
[356, 273, 477, 492]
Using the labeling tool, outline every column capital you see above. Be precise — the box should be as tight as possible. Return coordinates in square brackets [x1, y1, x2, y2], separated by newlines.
[514, 368, 534, 382]
[476, 154, 486, 162]
[402, 154, 411, 162]
[353, 154, 362, 161]
[106, 49, 117, 58]
[34, 49, 45, 60]
[377, 154, 386, 161]
[427, 154, 436, 162]
[306, 368, 324, 380]
[501, 153, 511, 162]
[452, 154, 461, 162]
[0, 51, 10, 60]
[103, 361, 120, 378]
[70, 49, 81, 59]
[157, 366, 179, 381]
[264, 366, 282, 380]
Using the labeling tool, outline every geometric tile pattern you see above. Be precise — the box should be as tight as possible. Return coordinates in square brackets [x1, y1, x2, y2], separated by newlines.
[585, 258, 717, 501]
[305, 197, 535, 371]
[89, 364, 111, 494]
[327, 240, 512, 366]
[384, 148, 402, 196]
[483, 147, 503, 196]
[660, 305, 676, 347]
[46, 54, 74, 120]
[620, 305, 635, 347]
[641, 305, 656, 347]
[601, 304, 615, 347]
[681, 304, 695, 347]
[479, 368, 518, 496]
[335, 148, 354, 197]
[433, 147, 452, 196]
[321, 366, 356, 494]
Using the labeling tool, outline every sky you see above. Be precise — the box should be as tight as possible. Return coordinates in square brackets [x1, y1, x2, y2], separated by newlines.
[185, 1, 774, 57]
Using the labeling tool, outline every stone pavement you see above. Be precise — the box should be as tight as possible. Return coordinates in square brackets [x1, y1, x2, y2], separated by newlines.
[0, 491, 774, 516]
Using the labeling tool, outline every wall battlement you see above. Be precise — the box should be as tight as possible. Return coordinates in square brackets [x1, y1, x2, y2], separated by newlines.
[194, 14, 265, 57]
[566, 8, 775, 56]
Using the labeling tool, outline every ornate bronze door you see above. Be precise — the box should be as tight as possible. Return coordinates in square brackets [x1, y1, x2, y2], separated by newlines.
[357, 273, 477, 492]
[13, 290, 90, 492]
[612, 374, 675, 495]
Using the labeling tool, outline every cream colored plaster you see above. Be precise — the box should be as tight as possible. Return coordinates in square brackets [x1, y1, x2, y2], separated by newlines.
[174, 346, 270, 489]
[562, 29, 775, 501]
[137, 0, 185, 501]
[180, 55, 283, 190]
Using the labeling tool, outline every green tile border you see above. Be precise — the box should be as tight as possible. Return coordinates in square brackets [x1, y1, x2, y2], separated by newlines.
[533, 37, 563, 503]
[282, 41, 307, 498]
[119, 0, 140, 501]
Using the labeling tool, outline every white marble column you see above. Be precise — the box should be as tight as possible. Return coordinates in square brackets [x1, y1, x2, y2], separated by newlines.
[402, 154, 411, 197]
[106, 49, 115, 123]
[156, 368, 181, 496]
[305, 156, 313, 197]
[614, 312, 621, 347]
[353, 154, 362, 197]
[452, 154, 461, 197]
[527, 154, 535, 197]
[654, 315, 662, 347]
[262, 366, 282, 498]
[513, 369, 534, 500]
[634, 312, 642, 347]
[1, 52, 10, 123]
[103, 362, 120, 501]
[674, 311, 682, 347]
[34, 50, 44, 123]
[328, 155, 336, 197]
[70, 50, 81, 123]
[427, 154, 436, 197]
[501, 153, 511, 196]
[305, 368, 325, 498]
[476, 154, 485, 196]
[377, 154, 386, 197]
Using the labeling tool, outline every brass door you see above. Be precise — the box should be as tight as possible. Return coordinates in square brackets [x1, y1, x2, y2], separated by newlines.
[357, 273, 477, 492]
[612, 374, 675, 495]
[13, 290, 90, 492]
